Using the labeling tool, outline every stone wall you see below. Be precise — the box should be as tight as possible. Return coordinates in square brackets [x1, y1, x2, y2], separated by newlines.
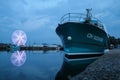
[71, 49, 120, 80]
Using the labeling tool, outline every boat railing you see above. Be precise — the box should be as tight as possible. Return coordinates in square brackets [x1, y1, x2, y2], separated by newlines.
[60, 13, 104, 30]
[60, 13, 86, 24]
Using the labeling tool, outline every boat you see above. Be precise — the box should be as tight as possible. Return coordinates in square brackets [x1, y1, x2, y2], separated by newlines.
[55, 9, 108, 79]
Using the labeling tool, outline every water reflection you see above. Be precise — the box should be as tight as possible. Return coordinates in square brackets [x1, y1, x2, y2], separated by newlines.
[0, 51, 63, 80]
[11, 51, 26, 67]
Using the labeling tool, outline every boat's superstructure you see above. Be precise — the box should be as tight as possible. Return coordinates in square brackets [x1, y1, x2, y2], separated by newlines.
[55, 9, 108, 79]
[56, 9, 108, 54]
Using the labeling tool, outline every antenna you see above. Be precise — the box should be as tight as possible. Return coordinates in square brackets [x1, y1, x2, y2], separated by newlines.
[86, 8, 92, 21]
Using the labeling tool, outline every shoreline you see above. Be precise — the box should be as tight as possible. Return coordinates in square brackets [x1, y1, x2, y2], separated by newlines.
[71, 49, 120, 80]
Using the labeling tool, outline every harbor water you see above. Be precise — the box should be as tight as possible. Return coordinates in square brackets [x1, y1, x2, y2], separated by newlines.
[0, 51, 64, 80]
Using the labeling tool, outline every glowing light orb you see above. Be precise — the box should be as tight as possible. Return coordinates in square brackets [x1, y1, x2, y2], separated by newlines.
[11, 51, 26, 67]
[12, 30, 27, 46]
[67, 36, 72, 40]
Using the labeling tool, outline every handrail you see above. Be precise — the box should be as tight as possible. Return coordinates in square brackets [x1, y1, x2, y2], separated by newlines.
[60, 13, 86, 24]
[60, 13, 101, 24]
[59, 13, 104, 30]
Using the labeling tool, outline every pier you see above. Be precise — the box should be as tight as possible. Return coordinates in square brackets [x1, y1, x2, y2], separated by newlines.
[0, 43, 63, 52]
[71, 49, 120, 80]
[20, 45, 63, 51]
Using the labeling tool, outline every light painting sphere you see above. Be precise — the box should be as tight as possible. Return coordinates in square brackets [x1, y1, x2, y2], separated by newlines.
[12, 30, 27, 46]
[11, 51, 26, 67]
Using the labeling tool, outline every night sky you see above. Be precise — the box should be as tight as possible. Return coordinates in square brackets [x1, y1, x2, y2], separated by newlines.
[0, 0, 120, 44]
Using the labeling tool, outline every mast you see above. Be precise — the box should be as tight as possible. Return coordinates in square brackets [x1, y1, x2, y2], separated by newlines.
[86, 8, 92, 22]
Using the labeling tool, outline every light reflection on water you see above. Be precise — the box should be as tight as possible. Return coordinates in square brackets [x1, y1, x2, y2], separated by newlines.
[0, 51, 64, 80]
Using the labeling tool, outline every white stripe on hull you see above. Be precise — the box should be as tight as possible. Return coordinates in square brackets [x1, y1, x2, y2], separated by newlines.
[64, 56, 98, 62]
[65, 52, 104, 55]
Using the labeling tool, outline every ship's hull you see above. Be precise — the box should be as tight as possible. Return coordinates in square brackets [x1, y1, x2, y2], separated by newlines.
[55, 22, 108, 79]
[56, 22, 108, 53]
[55, 52, 104, 79]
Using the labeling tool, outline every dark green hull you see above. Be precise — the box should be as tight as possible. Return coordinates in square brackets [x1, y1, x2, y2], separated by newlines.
[55, 11, 109, 79]
[55, 22, 108, 79]
[56, 22, 108, 53]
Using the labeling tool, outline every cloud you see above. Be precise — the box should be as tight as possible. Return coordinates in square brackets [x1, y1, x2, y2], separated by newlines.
[22, 0, 68, 11]
[94, 12, 110, 20]
[0, 0, 120, 43]
[12, 16, 51, 31]
[112, 20, 120, 25]
[0, 0, 66, 31]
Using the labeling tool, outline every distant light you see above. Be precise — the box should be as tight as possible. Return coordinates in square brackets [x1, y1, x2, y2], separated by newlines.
[12, 30, 27, 46]
[104, 49, 110, 53]
[67, 36, 72, 40]
[11, 51, 26, 67]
